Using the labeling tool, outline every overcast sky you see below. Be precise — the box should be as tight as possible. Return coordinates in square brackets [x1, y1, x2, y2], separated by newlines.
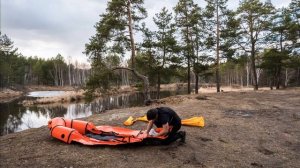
[1, 0, 291, 65]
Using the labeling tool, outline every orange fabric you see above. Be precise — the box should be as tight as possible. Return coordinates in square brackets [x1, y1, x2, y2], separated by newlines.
[48, 117, 165, 145]
[51, 126, 73, 143]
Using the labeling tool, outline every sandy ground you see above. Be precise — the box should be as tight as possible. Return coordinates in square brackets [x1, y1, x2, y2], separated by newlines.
[1, 88, 300, 167]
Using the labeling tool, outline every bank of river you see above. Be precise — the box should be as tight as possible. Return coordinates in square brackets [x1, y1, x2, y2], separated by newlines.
[0, 90, 186, 136]
[0, 86, 76, 103]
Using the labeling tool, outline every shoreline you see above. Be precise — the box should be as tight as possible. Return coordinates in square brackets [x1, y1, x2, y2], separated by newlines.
[0, 83, 276, 105]
[1, 89, 299, 167]
[0, 85, 76, 102]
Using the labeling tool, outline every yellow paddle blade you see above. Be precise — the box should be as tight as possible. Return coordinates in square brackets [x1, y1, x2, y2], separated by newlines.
[123, 115, 205, 127]
[181, 117, 205, 127]
[123, 116, 135, 126]
[136, 115, 148, 122]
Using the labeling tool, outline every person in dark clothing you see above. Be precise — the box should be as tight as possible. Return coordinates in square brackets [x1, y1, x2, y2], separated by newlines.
[145, 107, 186, 145]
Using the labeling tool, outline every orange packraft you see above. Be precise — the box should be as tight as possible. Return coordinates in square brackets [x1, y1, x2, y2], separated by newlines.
[48, 117, 165, 145]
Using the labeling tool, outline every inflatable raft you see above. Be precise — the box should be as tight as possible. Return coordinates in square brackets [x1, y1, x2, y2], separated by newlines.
[48, 117, 165, 145]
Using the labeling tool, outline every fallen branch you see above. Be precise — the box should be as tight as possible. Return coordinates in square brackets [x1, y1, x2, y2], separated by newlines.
[112, 67, 151, 102]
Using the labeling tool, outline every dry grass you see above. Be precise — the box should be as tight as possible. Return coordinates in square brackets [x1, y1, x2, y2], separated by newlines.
[198, 86, 271, 93]
[0, 89, 23, 103]
[0, 88, 23, 98]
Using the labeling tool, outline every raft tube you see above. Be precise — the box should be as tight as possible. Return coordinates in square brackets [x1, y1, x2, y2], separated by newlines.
[48, 117, 165, 145]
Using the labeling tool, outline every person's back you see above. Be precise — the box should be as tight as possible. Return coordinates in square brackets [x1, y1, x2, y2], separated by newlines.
[154, 107, 181, 128]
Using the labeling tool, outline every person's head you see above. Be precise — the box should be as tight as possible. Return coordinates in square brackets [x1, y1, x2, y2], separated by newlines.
[146, 108, 158, 121]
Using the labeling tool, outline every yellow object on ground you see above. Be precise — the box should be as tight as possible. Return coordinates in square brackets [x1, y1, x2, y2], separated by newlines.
[123, 116, 135, 126]
[136, 115, 148, 122]
[181, 117, 205, 127]
[123, 115, 205, 127]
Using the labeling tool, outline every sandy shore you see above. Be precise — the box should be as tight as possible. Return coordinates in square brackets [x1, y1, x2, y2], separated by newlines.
[1, 88, 299, 167]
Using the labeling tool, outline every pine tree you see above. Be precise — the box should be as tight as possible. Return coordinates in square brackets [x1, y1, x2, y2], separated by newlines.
[85, 0, 152, 101]
[288, 0, 300, 86]
[260, 49, 289, 89]
[174, 0, 200, 94]
[288, 0, 300, 48]
[236, 0, 274, 90]
[0, 33, 19, 88]
[153, 7, 177, 98]
[269, 7, 295, 52]
[203, 0, 231, 92]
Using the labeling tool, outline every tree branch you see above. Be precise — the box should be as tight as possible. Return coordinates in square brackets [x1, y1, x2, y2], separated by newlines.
[112, 67, 150, 101]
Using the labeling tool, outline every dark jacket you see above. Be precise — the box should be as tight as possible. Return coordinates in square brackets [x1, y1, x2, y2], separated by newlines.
[153, 107, 181, 128]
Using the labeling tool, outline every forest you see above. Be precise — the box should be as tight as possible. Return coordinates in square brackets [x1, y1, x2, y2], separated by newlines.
[0, 34, 89, 88]
[1, 0, 300, 100]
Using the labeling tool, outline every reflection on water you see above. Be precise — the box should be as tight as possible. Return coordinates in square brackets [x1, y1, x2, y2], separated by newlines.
[0, 90, 185, 136]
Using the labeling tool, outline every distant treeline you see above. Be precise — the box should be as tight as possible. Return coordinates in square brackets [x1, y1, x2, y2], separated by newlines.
[0, 33, 90, 89]
[1, 0, 300, 96]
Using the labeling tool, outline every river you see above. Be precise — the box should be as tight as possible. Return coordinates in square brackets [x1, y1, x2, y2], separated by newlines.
[0, 90, 186, 136]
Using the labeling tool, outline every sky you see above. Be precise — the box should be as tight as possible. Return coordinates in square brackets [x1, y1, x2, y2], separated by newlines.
[0, 0, 291, 65]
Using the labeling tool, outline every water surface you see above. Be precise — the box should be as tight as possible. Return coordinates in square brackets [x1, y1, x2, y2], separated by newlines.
[0, 90, 186, 136]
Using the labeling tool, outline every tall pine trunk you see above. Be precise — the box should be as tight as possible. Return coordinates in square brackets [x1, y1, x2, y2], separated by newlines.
[195, 74, 199, 94]
[297, 68, 300, 86]
[157, 71, 161, 99]
[246, 60, 249, 87]
[251, 42, 258, 90]
[127, 0, 150, 101]
[216, 1, 221, 93]
[276, 66, 281, 89]
[127, 1, 136, 69]
[249, 11, 258, 90]
[188, 56, 191, 94]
